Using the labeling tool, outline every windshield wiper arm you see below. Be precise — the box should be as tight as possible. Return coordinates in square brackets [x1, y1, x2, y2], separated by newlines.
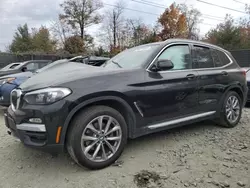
[112, 60, 122, 68]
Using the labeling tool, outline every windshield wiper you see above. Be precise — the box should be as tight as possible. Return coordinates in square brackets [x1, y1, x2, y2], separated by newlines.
[111, 60, 122, 68]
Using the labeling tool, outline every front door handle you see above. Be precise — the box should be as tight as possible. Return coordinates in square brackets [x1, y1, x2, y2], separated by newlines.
[186, 74, 196, 80]
[221, 71, 228, 76]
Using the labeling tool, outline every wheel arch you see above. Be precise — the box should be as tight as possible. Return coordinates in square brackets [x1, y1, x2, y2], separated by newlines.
[61, 95, 137, 146]
[217, 84, 245, 115]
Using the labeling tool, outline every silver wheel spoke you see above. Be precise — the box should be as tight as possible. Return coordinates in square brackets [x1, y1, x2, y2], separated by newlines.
[87, 124, 99, 134]
[104, 117, 113, 134]
[104, 140, 115, 153]
[82, 135, 98, 141]
[227, 111, 232, 119]
[106, 136, 121, 141]
[84, 140, 98, 155]
[101, 143, 107, 160]
[92, 143, 101, 160]
[98, 116, 104, 131]
[105, 125, 121, 136]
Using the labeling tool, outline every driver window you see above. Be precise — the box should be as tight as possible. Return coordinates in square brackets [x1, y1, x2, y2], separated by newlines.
[26, 62, 39, 71]
[158, 45, 192, 70]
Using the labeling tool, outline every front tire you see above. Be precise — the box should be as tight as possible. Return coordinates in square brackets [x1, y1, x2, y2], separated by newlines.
[67, 105, 128, 169]
[217, 91, 242, 128]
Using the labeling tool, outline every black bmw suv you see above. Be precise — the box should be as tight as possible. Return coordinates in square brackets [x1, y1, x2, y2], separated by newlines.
[4, 39, 247, 169]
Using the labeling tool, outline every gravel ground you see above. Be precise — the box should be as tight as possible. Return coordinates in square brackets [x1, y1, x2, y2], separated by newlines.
[0, 108, 249, 188]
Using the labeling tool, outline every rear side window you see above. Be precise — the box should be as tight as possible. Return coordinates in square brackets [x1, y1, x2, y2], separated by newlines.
[217, 50, 231, 66]
[192, 46, 214, 68]
[211, 49, 231, 67]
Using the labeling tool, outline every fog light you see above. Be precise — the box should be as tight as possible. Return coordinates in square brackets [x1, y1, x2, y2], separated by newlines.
[0, 96, 4, 101]
[29, 118, 42, 124]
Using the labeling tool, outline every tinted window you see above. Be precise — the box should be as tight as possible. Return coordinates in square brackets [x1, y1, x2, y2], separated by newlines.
[211, 49, 231, 67]
[211, 49, 222, 67]
[38, 62, 50, 69]
[158, 45, 191, 70]
[192, 46, 214, 68]
[26, 62, 39, 71]
[217, 50, 230, 65]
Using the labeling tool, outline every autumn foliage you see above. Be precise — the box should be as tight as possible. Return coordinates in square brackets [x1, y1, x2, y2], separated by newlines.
[158, 3, 188, 40]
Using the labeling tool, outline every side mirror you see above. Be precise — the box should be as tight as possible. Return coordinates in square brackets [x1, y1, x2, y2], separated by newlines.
[152, 59, 174, 72]
[21, 67, 27, 72]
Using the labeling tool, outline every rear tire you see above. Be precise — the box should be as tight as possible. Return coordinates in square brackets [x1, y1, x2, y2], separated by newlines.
[217, 91, 242, 128]
[67, 105, 127, 169]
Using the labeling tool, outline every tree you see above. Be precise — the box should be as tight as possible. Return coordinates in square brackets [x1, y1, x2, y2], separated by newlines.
[205, 15, 241, 50]
[50, 16, 71, 47]
[126, 19, 158, 46]
[179, 4, 202, 40]
[32, 26, 57, 53]
[158, 3, 188, 40]
[60, 0, 103, 39]
[9, 24, 32, 53]
[64, 35, 85, 54]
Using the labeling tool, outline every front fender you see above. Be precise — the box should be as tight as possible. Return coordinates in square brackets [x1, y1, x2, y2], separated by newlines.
[60, 96, 137, 145]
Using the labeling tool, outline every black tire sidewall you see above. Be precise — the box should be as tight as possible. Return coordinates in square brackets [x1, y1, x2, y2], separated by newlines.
[70, 106, 127, 169]
[222, 91, 242, 127]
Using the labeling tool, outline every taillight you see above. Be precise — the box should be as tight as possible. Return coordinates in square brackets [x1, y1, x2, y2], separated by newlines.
[242, 69, 246, 77]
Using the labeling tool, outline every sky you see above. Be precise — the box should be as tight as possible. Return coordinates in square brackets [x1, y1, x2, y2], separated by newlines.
[0, 0, 248, 51]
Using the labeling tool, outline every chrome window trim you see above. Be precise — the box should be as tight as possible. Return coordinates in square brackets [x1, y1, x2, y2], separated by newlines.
[146, 42, 233, 73]
[147, 111, 216, 129]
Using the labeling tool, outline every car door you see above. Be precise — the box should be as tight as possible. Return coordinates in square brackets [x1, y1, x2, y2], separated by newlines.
[139, 43, 199, 126]
[192, 45, 229, 112]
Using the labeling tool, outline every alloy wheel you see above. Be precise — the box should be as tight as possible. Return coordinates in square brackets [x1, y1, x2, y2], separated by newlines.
[81, 115, 122, 162]
[225, 95, 240, 123]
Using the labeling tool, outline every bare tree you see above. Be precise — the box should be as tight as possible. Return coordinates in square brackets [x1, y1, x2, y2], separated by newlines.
[60, 0, 103, 39]
[50, 17, 71, 47]
[103, 1, 125, 48]
[179, 4, 202, 40]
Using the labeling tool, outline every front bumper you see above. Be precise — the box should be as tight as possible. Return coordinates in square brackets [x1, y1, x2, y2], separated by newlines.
[4, 100, 69, 153]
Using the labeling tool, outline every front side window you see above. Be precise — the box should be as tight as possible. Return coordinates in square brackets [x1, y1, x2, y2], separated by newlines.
[158, 45, 192, 70]
[192, 46, 214, 68]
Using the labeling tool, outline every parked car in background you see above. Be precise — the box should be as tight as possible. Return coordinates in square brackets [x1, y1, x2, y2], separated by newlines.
[0, 62, 22, 71]
[6, 39, 246, 169]
[0, 56, 110, 107]
[0, 60, 51, 77]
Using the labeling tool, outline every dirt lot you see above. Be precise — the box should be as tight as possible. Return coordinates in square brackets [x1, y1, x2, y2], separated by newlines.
[0, 108, 249, 188]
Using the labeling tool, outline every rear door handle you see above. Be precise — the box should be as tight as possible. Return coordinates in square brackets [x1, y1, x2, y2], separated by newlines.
[221, 71, 228, 76]
[186, 74, 196, 80]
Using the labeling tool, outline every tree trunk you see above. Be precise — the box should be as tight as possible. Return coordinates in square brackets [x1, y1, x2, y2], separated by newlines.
[113, 10, 116, 47]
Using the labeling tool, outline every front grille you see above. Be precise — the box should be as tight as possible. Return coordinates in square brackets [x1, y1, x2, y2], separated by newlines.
[11, 89, 22, 110]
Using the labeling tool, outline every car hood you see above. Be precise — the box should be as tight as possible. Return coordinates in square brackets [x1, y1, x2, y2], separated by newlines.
[20, 62, 121, 91]
[0, 71, 33, 79]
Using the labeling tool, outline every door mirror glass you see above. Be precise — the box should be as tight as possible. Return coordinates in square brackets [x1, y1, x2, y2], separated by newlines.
[154, 59, 174, 71]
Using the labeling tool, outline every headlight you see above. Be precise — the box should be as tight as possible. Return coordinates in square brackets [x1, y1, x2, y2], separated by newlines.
[23, 88, 71, 105]
[0, 77, 16, 85]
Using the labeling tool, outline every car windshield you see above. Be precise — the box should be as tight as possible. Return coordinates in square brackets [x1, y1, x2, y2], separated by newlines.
[103, 44, 161, 69]
[1, 62, 22, 71]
